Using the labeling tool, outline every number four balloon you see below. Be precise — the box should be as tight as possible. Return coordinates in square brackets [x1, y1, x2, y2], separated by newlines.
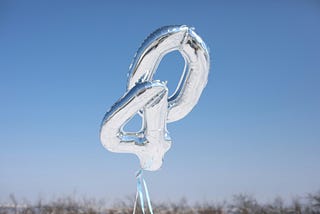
[100, 25, 210, 171]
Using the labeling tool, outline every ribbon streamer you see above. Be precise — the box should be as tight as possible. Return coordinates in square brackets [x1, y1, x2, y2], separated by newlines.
[133, 170, 153, 214]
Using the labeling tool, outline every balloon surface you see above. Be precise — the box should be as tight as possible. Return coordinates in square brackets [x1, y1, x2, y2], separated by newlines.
[100, 25, 210, 171]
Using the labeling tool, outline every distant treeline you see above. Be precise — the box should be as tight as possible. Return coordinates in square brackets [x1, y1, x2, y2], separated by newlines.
[1, 191, 320, 214]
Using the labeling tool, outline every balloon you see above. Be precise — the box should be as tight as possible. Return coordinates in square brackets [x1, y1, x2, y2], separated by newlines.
[100, 25, 210, 171]
[127, 25, 210, 122]
[100, 81, 171, 171]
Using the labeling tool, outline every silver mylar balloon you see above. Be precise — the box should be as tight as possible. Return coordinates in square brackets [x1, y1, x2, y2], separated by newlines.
[100, 81, 171, 171]
[128, 25, 210, 122]
[100, 25, 210, 171]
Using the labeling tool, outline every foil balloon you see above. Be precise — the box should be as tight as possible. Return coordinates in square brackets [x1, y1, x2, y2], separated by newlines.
[100, 25, 210, 171]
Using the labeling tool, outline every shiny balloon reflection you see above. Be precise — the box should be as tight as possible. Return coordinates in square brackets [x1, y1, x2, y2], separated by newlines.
[100, 25, 210, 171]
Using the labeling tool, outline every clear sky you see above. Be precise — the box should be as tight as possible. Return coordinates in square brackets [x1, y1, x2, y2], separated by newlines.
[1, 0, 320, 204]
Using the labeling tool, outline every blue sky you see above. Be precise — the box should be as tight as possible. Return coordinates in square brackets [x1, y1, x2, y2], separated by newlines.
[0, 0, 320, 204]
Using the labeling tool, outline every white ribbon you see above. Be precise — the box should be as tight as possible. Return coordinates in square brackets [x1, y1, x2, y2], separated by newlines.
[133, 169, 153, 214]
